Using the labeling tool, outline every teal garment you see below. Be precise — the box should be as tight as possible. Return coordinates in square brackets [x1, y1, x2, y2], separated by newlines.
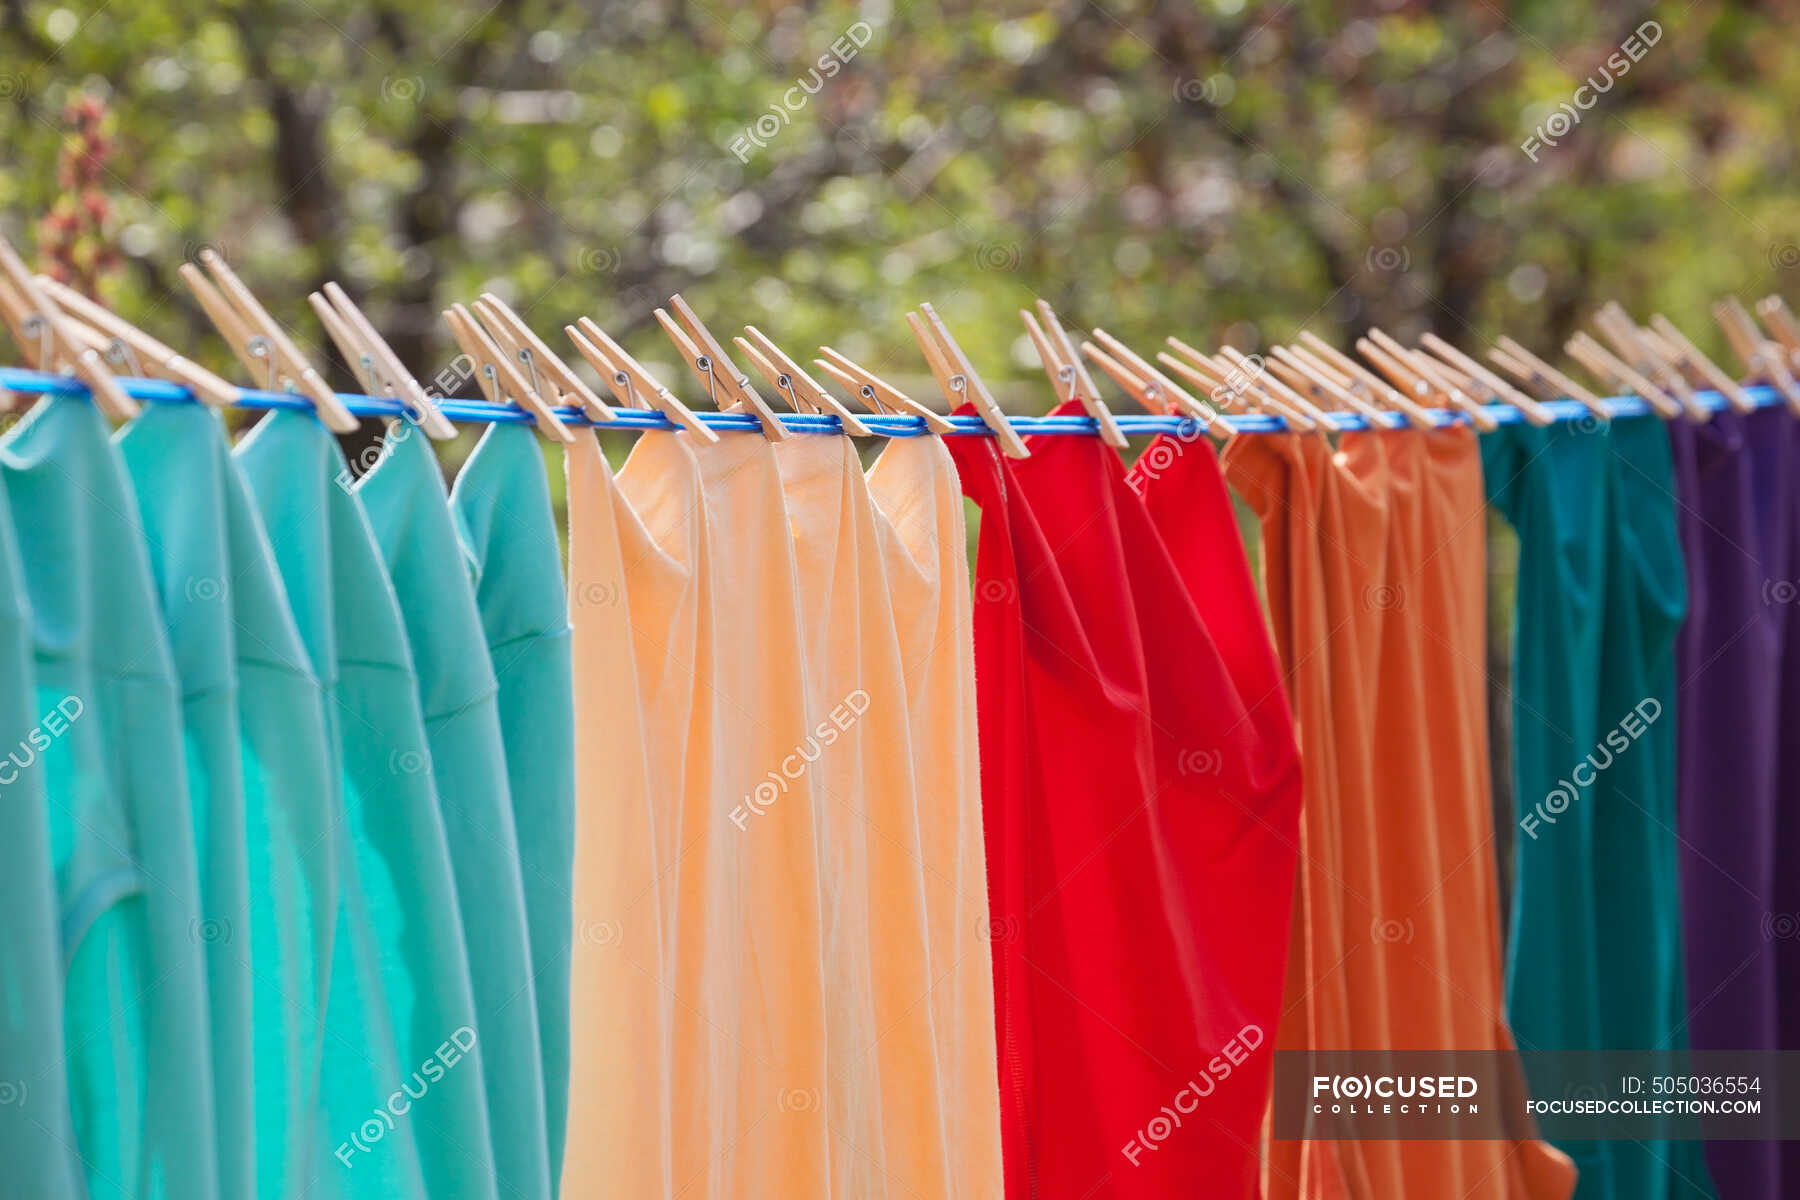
[0, 397, 218, 1200]
[361, 423, 551, 1200]
[450, 424, 575, 1188]
[0, 466, 83, 1200]
[1483, 416, 1714, 1200]
[117, 403, 338, 1200]
[236, 411, 498, 1200]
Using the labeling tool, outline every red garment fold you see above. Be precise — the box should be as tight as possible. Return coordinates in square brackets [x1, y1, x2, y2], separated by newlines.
[949, 404, 1303, 1198]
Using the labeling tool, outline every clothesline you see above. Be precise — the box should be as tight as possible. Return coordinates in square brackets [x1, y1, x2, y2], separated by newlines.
[0, 364, 1787, 436]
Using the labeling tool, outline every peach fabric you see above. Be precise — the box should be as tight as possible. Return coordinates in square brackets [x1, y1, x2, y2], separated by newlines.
[563, 430, 831, 1197]
[1223, 428, 1574, 1200]
[773, 434, 1002, 1198]
[866, 437, 1005, 1198]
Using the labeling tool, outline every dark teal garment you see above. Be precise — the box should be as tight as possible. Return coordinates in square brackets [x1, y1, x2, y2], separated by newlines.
[117, 403, 338, 1199]
[236, 411, 497, 1200]
[1483, 416, 1714, 1200]
[1, 397, 218, 1200]
[0, 454, 82, 1200]
[450, 424, 574, 1189]
[360, 423, 550, 1200]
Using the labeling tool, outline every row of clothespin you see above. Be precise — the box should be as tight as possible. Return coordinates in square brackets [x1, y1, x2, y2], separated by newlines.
[1059, 298, 1800, 445]
[2, 230, 1798, 455]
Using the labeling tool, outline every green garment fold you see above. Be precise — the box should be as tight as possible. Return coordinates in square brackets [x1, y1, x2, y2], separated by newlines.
[117, 403, 338, 1200]
[236, 411, 497, 1200]
[1482, 416, 1714, 1200]
[360, 422, 550, 1200]
[0, 397, 218, 1200]
[0, 432, 82, 1200]
[450, 423, 574, 1189]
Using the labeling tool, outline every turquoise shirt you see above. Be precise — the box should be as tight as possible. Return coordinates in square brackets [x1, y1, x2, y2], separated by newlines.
[1, 397, 218, 1200]
[117, 403, 339, 1199]
[0, 440, 82, 1200]
[1483, 417, 1714, 1200]
[236, 411, 498, 1200]
[361, 422, 551, 1200]
[450, 424, 575, 1187]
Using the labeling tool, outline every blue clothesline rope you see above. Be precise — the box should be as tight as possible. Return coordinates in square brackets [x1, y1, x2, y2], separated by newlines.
[0, 364, 1788, 437]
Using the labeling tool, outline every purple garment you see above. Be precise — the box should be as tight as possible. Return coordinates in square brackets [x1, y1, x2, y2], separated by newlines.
[1669, 404, 1800, 1199]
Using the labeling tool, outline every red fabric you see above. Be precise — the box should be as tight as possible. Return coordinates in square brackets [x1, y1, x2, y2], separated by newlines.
[949, 403, 1303, 1198]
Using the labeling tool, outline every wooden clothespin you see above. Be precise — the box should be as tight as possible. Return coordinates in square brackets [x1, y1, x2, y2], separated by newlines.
[0, 236, 136, 419]
[178, 248, 357, 432]
[472, 294, 614, 428]
[1594, 303, 1705, 421]
[1565, 331, 1683, 419]
[1021, 303, 1125, 447]
[1219, 345, 1336, 431]
[652, 295, 787, 440]
[734, 325, 873, 437]
[1294, 332, 1434, 427]
[310, 282, 456, 438]
[1161, 336, 1320, 430]
[35, 275, 237, 409]
[1417, 333, 1556, 426]
[812, 346, 956, 433]
[565, 316, 717, 442]
[1714, 296, 1800, 416]
[909, 302, 1028, 458]
[1754, 295, 1800, 364]
[1353, 323, 1497, 431]
[1266, 344, 1396, 428]
[1357, 329, 1498, 431]
[1487, 335, 1611, 418]
[443, 305, 574, 442]
[1090, 328, 1222, 428]
[1643, 314, 1754, 414]
[1080, 331, 1227, 440]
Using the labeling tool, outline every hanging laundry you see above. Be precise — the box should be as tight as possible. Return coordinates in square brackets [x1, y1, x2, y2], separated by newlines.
[948, 399, 1301, 1197]
[118, 402, 338, 1200]
[0, 432, 82, 1200]
[775, 432, 1004, 1196]
[566, 428, 836, 1196]
[1668, 404, 1800, 1199]
[1227, 426, 1574, 1200]
[450, 422, 577, 1191]
[360, 420, 551, 1200]
[1483, 416, 1713, 1200]
[865, 434, 1006, 1195]
[562, 429, 685, 1198]
[0, 397, 219, 1200]
[236, 411, 492, 1200]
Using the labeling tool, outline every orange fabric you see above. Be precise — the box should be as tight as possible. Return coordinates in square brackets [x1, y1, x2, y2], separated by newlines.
[1224, 428, 1575, 1200]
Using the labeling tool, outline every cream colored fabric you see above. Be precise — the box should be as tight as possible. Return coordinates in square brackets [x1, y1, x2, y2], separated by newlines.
[564, 429, 1002, 1197]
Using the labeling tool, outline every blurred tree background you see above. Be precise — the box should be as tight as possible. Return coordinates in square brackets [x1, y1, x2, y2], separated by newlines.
[4, 0, 1799, 872]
